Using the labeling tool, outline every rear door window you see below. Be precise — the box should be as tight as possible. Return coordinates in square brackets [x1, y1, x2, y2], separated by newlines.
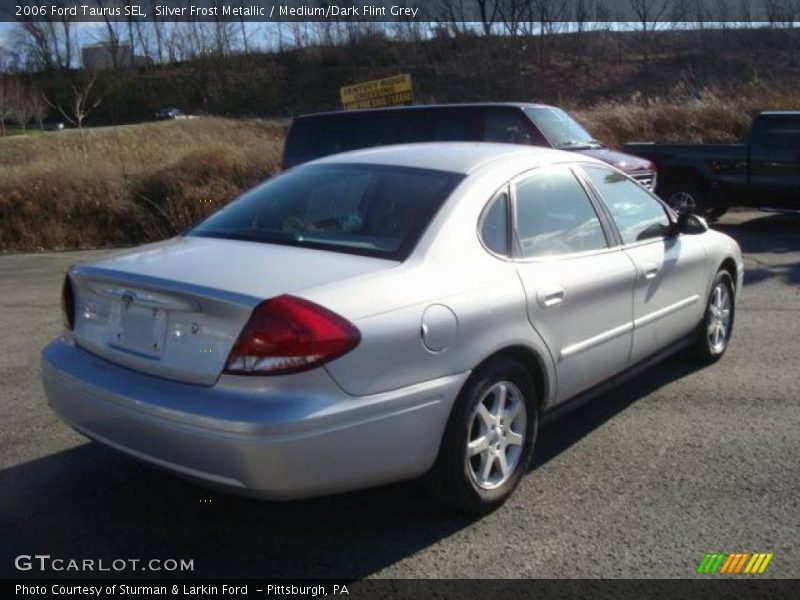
[513, 166, 609, 258]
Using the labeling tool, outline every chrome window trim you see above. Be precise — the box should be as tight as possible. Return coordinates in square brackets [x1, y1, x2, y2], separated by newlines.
[511, 245, 625, 265]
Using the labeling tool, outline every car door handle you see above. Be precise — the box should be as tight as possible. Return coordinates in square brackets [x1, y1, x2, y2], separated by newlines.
[642, 263, 660, 280]
[537, 285, 566, 308]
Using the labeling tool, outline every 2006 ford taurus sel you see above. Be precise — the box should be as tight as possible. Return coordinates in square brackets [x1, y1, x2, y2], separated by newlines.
[42, 143, 743, 512]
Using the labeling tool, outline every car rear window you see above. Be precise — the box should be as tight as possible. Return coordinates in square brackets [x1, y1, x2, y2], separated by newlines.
[189, 164, 463, 260]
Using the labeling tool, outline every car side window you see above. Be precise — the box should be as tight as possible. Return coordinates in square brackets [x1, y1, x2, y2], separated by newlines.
[583, 166, 671, 245]
[754, 116, 800, 147]
[513, 166, 608, 258]
[480, 190, 510, 256]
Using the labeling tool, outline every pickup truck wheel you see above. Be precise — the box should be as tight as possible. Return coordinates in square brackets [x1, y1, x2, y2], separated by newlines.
[664, 185, 705, 215]
[425, 358, 538, 514]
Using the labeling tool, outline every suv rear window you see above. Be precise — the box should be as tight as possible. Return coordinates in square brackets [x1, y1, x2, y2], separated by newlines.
[189, 164, 463, 260]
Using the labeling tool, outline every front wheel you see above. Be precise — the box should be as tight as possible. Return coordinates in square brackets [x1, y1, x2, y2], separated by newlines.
[690, 270, 735, 363]
[425, 358, 538, 514]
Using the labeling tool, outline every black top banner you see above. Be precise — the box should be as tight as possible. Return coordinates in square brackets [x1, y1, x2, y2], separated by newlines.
[0, 0, 791, 23]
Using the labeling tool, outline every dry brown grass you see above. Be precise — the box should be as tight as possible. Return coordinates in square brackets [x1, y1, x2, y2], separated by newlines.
[1, 84, 797, 253]
[575, 81, 798, 147]
[0, 117, 285, 252]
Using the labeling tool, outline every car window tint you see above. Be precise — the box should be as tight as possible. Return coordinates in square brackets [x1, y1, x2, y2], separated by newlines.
[286, 121, 311, 156]
[483, 109, 533, 144]
[514, 167, 608, 258]
[393, 110, 433, 144]
[583, 166, 670, 244]
[370, 113, 433, 146]
[480, 191, 510, 256]
[432, 111, 473, 141]
[189, 164, 462, 260]
[314, 120, 361, 156]
[755, 115, 800, 146]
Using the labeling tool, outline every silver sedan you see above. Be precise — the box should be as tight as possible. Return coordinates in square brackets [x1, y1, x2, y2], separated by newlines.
[41, 143, 744, 512]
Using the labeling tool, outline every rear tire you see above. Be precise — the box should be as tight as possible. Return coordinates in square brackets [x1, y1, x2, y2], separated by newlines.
[425, 358, 538, 514]
[690, 270, 735, 363]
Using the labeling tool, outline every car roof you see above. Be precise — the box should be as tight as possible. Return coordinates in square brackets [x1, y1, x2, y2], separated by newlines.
[309, 142, 604, 174]
[294, 102, 554, 120]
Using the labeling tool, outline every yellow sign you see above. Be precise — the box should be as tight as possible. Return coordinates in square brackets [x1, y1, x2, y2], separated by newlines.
[340, 74, 413, 110]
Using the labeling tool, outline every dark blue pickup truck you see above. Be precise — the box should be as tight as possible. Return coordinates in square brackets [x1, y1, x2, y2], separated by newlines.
[624, 112, 800, 220]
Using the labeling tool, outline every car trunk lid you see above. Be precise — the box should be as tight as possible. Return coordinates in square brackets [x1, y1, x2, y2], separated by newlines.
[68, 236, 396, 385]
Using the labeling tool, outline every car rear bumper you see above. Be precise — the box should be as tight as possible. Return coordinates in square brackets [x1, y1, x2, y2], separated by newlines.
[41, 338, 467, 500]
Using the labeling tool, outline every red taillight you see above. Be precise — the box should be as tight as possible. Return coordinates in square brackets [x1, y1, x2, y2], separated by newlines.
[61, 275, 75, 331]
[224, 295, 361, 376]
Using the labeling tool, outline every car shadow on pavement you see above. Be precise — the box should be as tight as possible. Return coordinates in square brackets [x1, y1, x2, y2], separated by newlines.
[0, 437, 474, 580]
[532, 356, 701, 470]
[0, 355, 705, 580]
[714, 212, 799, 287]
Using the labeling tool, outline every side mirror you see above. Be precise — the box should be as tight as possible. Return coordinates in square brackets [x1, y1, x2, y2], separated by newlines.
[676, 212, 708, 235]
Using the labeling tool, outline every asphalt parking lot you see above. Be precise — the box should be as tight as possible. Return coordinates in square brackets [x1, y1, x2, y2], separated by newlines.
[1, 210, 798, 579]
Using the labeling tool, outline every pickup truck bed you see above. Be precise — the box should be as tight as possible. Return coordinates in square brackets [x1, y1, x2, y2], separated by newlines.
[623, 112, 799, 218]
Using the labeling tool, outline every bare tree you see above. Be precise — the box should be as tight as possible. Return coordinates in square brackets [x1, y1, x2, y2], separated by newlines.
[0, 76, 11, 136]
[629, 0, 670, 64]
[435, 0, 471, 37]
[47, 73, 102, 163]
[16, 22, 65, 70]
[497, 0, 527, 35]
[150, 1, 165, 63]
[574, 0, 598, 36]
[527, 0, 569, 66]
[475, 0, 501, 36]
[96, 0, 124, 69]
[29, 86, 48, 130]
[629, 0, 670, 33]
[765, 0, 799, 26]
[7, 78, 35, 131]
[237, 0, 250, 54]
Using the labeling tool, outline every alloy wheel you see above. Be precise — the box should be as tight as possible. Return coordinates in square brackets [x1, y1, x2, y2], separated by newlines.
[707, 282, 732, 353]
[466, 381, 527, 490]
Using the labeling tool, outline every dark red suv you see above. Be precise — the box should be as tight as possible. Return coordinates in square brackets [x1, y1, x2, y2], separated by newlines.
[283, 103, 656, 190]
